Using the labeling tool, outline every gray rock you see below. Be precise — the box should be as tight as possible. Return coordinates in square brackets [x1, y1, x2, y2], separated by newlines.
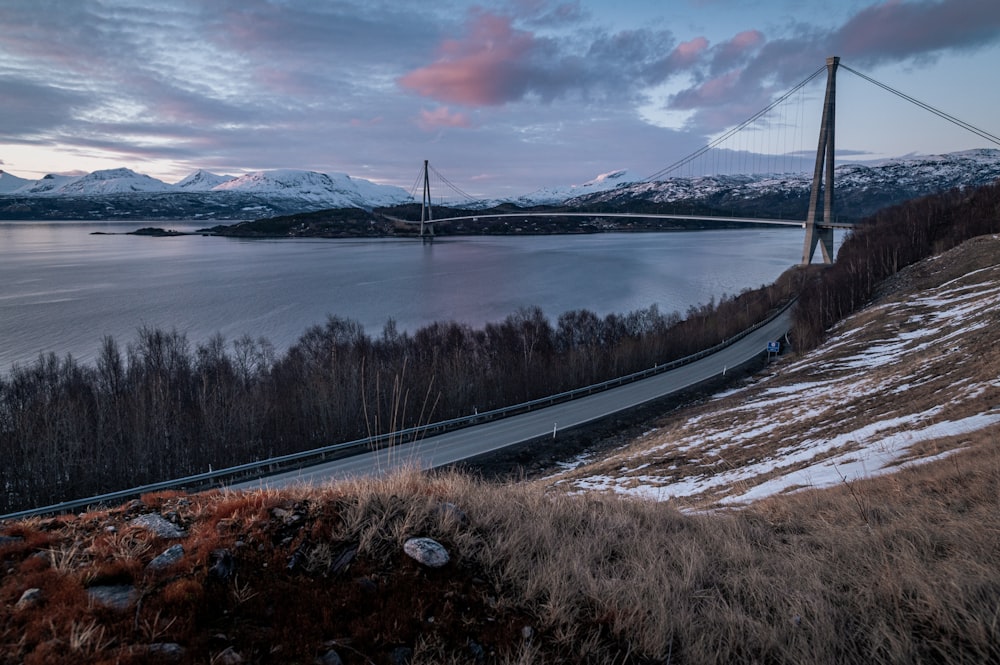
[314, 648, 343, 665]
[146, 642, 186, 661]
[15, 587, 42, 610]
[329, 544, 358, 575]
[389, 646, 413, 665]
[214, 646, 244, 664]
[209, 549, 235, 581]
[403, 537, 450, 568]
[436, 502, 469, 525]
[148, 544, 185, 570]
[130, 513, 187, 538]
[467, 639, 486, 664]
[87, 584, 137, 610]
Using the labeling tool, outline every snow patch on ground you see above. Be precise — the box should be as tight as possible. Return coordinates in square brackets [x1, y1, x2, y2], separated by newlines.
[548, 249, 1000, 508]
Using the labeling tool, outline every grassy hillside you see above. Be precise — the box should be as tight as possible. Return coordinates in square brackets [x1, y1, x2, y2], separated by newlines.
[1, 234, 998, 664]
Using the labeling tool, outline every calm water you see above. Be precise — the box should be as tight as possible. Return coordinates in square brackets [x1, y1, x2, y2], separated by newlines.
[0, 221, 815, 370]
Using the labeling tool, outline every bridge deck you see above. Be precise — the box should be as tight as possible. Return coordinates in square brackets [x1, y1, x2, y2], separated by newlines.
[392, 211, 855, 230]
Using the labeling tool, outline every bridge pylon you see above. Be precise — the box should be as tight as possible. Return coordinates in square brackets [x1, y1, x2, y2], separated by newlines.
[802, 56, 839, 265]
[420, 159, 434, 243]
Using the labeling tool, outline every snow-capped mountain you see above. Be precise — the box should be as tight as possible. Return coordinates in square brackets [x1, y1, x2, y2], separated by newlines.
[51, 168, 176, 195]
[212, 169, 411, 208]
[14, 173, 82, 195]
[0, 166, 413, 219]
[512, 169, 637, 206]
[558, 149, 1000, 221]
[176, 169, 235, 191]
[0, 170, 32, 194]
[2, 150, 997, 221]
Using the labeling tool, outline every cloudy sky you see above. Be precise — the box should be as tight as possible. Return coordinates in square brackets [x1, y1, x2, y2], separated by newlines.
[1, 0, 999, 198]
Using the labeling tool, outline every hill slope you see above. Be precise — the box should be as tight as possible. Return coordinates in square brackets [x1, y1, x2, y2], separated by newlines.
[0, 237, 998, 664]
[547, 234, 1000, 507]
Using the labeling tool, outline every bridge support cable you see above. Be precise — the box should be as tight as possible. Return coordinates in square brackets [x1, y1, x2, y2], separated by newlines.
[802, 56, 839, 265]
[644, 64, 826, 182]
[841, 65, 1000, 148]
[408, 167, 424, 201]
[429, 164, 479, 203]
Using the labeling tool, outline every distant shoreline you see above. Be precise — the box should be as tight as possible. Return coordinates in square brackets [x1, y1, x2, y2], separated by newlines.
[90, 226, 197, 237]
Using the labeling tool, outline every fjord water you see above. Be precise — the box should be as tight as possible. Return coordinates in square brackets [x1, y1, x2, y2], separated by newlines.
[0, 221, 809, 371]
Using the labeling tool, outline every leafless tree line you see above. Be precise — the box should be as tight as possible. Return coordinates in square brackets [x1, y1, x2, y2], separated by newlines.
[1, 271, 800, 512]
[792, 180, 1000, 350]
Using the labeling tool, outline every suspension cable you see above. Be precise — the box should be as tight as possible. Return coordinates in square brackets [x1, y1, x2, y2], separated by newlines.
[644, 64, 827, 182]
[408, 167, 424, 200]
[429, 164, 478, 202]
[840, 64, 1000, 147]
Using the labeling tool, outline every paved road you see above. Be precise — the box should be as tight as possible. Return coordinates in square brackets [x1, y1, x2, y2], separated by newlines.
[232, 310, 790, 490]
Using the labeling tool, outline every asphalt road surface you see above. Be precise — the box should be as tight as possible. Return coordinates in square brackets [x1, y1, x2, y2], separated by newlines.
[231, 310, 791, 491]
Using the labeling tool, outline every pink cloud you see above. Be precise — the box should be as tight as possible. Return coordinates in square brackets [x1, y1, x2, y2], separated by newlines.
[709, 30, 764, 73]
[399, 13, 537, 106]
[731, 29, 765, 50]
[669, 70, 741, 110]
[418, 106, 472, 130]
[671, 37, 709, 66]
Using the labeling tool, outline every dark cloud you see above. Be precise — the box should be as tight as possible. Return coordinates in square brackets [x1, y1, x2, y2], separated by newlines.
[708, 30, 765, 75]
[666, 0, 1000, 133]
[831, 0, 1000, 64]
[1, 0, 997, 193]
[399, 10, 685, 107]
[509, 0, 587, 27]
[399, 0, 1000, 120]
[0, 79, 92, 136]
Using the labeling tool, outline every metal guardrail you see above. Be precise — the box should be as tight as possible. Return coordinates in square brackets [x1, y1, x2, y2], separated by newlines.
[1, 300, 794, 521]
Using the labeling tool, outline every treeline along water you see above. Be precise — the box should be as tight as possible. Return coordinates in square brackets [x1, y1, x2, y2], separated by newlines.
[0, 220, 813, 510]
[0, 222, 806, 370]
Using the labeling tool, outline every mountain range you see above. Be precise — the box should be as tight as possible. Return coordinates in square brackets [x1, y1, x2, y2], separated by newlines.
[1, 149, 998, 221]
[559, 149, 1000, 221]
[0, 167, 412, 219]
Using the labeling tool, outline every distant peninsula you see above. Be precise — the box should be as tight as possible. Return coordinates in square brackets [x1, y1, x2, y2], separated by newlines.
[197, 202, 757, 239]
[91, 227, 194, 237]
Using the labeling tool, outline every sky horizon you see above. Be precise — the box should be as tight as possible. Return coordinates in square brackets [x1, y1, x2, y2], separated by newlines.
[2, 0, 999, 199]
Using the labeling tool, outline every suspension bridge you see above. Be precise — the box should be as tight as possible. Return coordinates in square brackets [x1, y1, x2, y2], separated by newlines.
[399, 56, 999, 265]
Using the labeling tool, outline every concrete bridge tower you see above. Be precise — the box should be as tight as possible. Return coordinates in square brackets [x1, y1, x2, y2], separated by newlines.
[420, 159, 434, 242]
[802, 56, 839, 265]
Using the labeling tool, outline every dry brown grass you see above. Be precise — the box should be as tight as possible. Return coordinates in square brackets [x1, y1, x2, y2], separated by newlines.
[1, 442, 998, 664]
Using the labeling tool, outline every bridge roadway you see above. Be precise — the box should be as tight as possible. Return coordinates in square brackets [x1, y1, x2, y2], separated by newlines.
[392, 212, 856, 230]
[232, 309, 792, 491]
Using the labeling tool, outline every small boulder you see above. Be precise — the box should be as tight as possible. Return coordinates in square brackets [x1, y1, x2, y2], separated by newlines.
[214, 646, 244, 664]
[145, 642, 186, 661]
[436, 502, 469, 526]
[87, 584, 137, 610]
[389, 646, 413, 665]
[148, 544, 185, 570]
[15, 588, 42, 610]
[314, 648, 343, 665]
[209, 549, 236, 582]
[130, 513, 187, 539]
[403, 537, 449, 568]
